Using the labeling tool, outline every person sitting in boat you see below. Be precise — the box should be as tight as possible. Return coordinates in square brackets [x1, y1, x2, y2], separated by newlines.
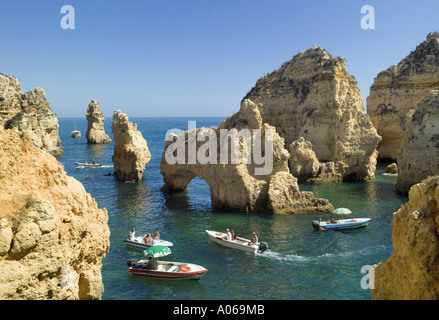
[248, 232, 258, 246]
[329, 216, 338, 224]
[223, 228, 232, 241]
[92, 159, 96, 164]
[144, 234, 152, 244]
[145, 257, 158, 270]
[231, 229, 237, 241]
[128, 228, 136, 241]
[153, 231, 160, 240]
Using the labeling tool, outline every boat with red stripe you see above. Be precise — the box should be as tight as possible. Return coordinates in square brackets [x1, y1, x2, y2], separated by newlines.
[127, 259, 207, 280]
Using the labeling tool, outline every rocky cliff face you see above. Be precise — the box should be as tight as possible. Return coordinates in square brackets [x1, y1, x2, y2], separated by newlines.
[112, 111, 151, 181]
[367, 32, 439, 160]
[243, 46, 381, 182]
[160, 99, 334, 214]
[0, 128, 110, 300]
[396, 90, 439, 194]
[0, 73, 63, 157]
[372, 175, 439, 300]
[85, 100, 112, 144]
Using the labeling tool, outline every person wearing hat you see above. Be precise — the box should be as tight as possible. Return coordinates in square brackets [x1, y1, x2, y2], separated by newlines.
[248, 232, 258, 246]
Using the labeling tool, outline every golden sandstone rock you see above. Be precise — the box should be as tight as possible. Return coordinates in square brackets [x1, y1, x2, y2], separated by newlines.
[367, 32, 439, 160]
[112, 110, 151, 181]
[0, 128, 110, 299]
[0, 73, 63, 156]
[244, 46, 381, 182]
[372, 176, 439, 299]
[85, 100, 112, 144]
[160, 99, 334, 214]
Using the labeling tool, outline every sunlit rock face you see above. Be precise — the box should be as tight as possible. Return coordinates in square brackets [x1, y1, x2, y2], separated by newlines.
[367, 32, 439, 160]
[0, 73, 63, 156]
[243, 46, 380, 182]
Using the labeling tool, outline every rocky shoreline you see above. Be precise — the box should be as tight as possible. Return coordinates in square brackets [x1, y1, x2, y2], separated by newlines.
[1, 31, 439, 300]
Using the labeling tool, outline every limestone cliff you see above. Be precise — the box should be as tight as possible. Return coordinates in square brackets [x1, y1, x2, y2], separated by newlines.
[0, 128, 110, 300]
[112, 111, 151, 181]
[372, 175, 439, 300]
[396, 90, 439, 194]
[367, 32, 439, 160]
[85, 100, 112, 144]
[160, 99, 334, 214]
[0, 73, 63, 157]
[243, 46, 381, 182]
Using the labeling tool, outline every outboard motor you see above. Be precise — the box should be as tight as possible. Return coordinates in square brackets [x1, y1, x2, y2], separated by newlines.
[258, 242, 268, 253]
[127, 259, 136, 267]
[312, 220, 320, 230]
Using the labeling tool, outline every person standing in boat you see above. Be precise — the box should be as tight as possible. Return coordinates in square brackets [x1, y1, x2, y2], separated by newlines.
[248, 232, 258, 246]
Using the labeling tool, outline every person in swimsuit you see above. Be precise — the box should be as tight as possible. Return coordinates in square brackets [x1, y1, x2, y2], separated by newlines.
[248, 232, 258, 246]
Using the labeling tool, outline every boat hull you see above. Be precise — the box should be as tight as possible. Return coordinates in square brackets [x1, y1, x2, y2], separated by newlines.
[128, 260, 207, 280]
[75, 162, 102, 168]
[205, 230, 267, 254]
[124, 238, 173, 250]
[312, 218, 371, 231]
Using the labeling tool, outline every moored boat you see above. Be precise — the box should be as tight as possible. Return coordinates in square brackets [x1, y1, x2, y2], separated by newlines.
[205, 230, 268, 254]
[71, 123, 81, 138]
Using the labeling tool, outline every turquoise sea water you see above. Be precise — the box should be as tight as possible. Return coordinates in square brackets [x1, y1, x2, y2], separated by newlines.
[57, 117, 407, 300]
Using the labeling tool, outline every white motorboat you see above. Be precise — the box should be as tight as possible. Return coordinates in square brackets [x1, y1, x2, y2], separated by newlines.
[127, 259, 207, 280]
[312, 218, 371, 231]
[124, 237, 174, 250]
[205, 230, 268, 254]
[71, 123, 81, 138]
[75, 162, 103, 168]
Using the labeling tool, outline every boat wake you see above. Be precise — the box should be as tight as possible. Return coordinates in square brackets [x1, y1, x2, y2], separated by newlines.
[259, 245, 389, 264]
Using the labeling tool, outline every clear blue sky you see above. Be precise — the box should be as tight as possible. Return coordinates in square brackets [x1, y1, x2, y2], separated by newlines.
[0, 0, 438, 117]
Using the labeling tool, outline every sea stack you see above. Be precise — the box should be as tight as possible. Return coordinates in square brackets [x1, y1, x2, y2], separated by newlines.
[0, 128, 110, 300]
[0, 73, 63, 156]
[372, 175, 439, 299]
[243, 46, 381, 182]
[85, 100, 112, 144]
[112, 110, 151, 181]
[160, 99, 334, 214]
[367, 32, 439, 160]
[396, 90, 439, 194]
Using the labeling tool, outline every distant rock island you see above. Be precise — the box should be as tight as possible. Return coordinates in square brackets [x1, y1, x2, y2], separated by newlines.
[0, 73, 63, 156]
[85, 100, 112, 144]
[112, 110, 151, 181]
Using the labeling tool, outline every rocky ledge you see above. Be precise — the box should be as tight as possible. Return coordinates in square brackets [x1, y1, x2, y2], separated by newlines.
[0, 128, 110, 299]
[0, 73, 63, 156]
[372, 175, 439, 299]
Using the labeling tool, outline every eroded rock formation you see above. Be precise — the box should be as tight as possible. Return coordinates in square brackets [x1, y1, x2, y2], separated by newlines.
[0, 128, 110, 300]
[85, 100, 112, 144]
[0, 73, 63, 156]
[112, 111, 151, 181]
[396, 90, 439, 194]
[367, 32, 439, 160]
[243, 46, 381, 181]
[160, 99, 334, 214]
[372, 175, 439, 300]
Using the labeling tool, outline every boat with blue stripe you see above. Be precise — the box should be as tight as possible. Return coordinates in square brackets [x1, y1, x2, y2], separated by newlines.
[312, 218, 371, 231]
[124, 238, 174, 250]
